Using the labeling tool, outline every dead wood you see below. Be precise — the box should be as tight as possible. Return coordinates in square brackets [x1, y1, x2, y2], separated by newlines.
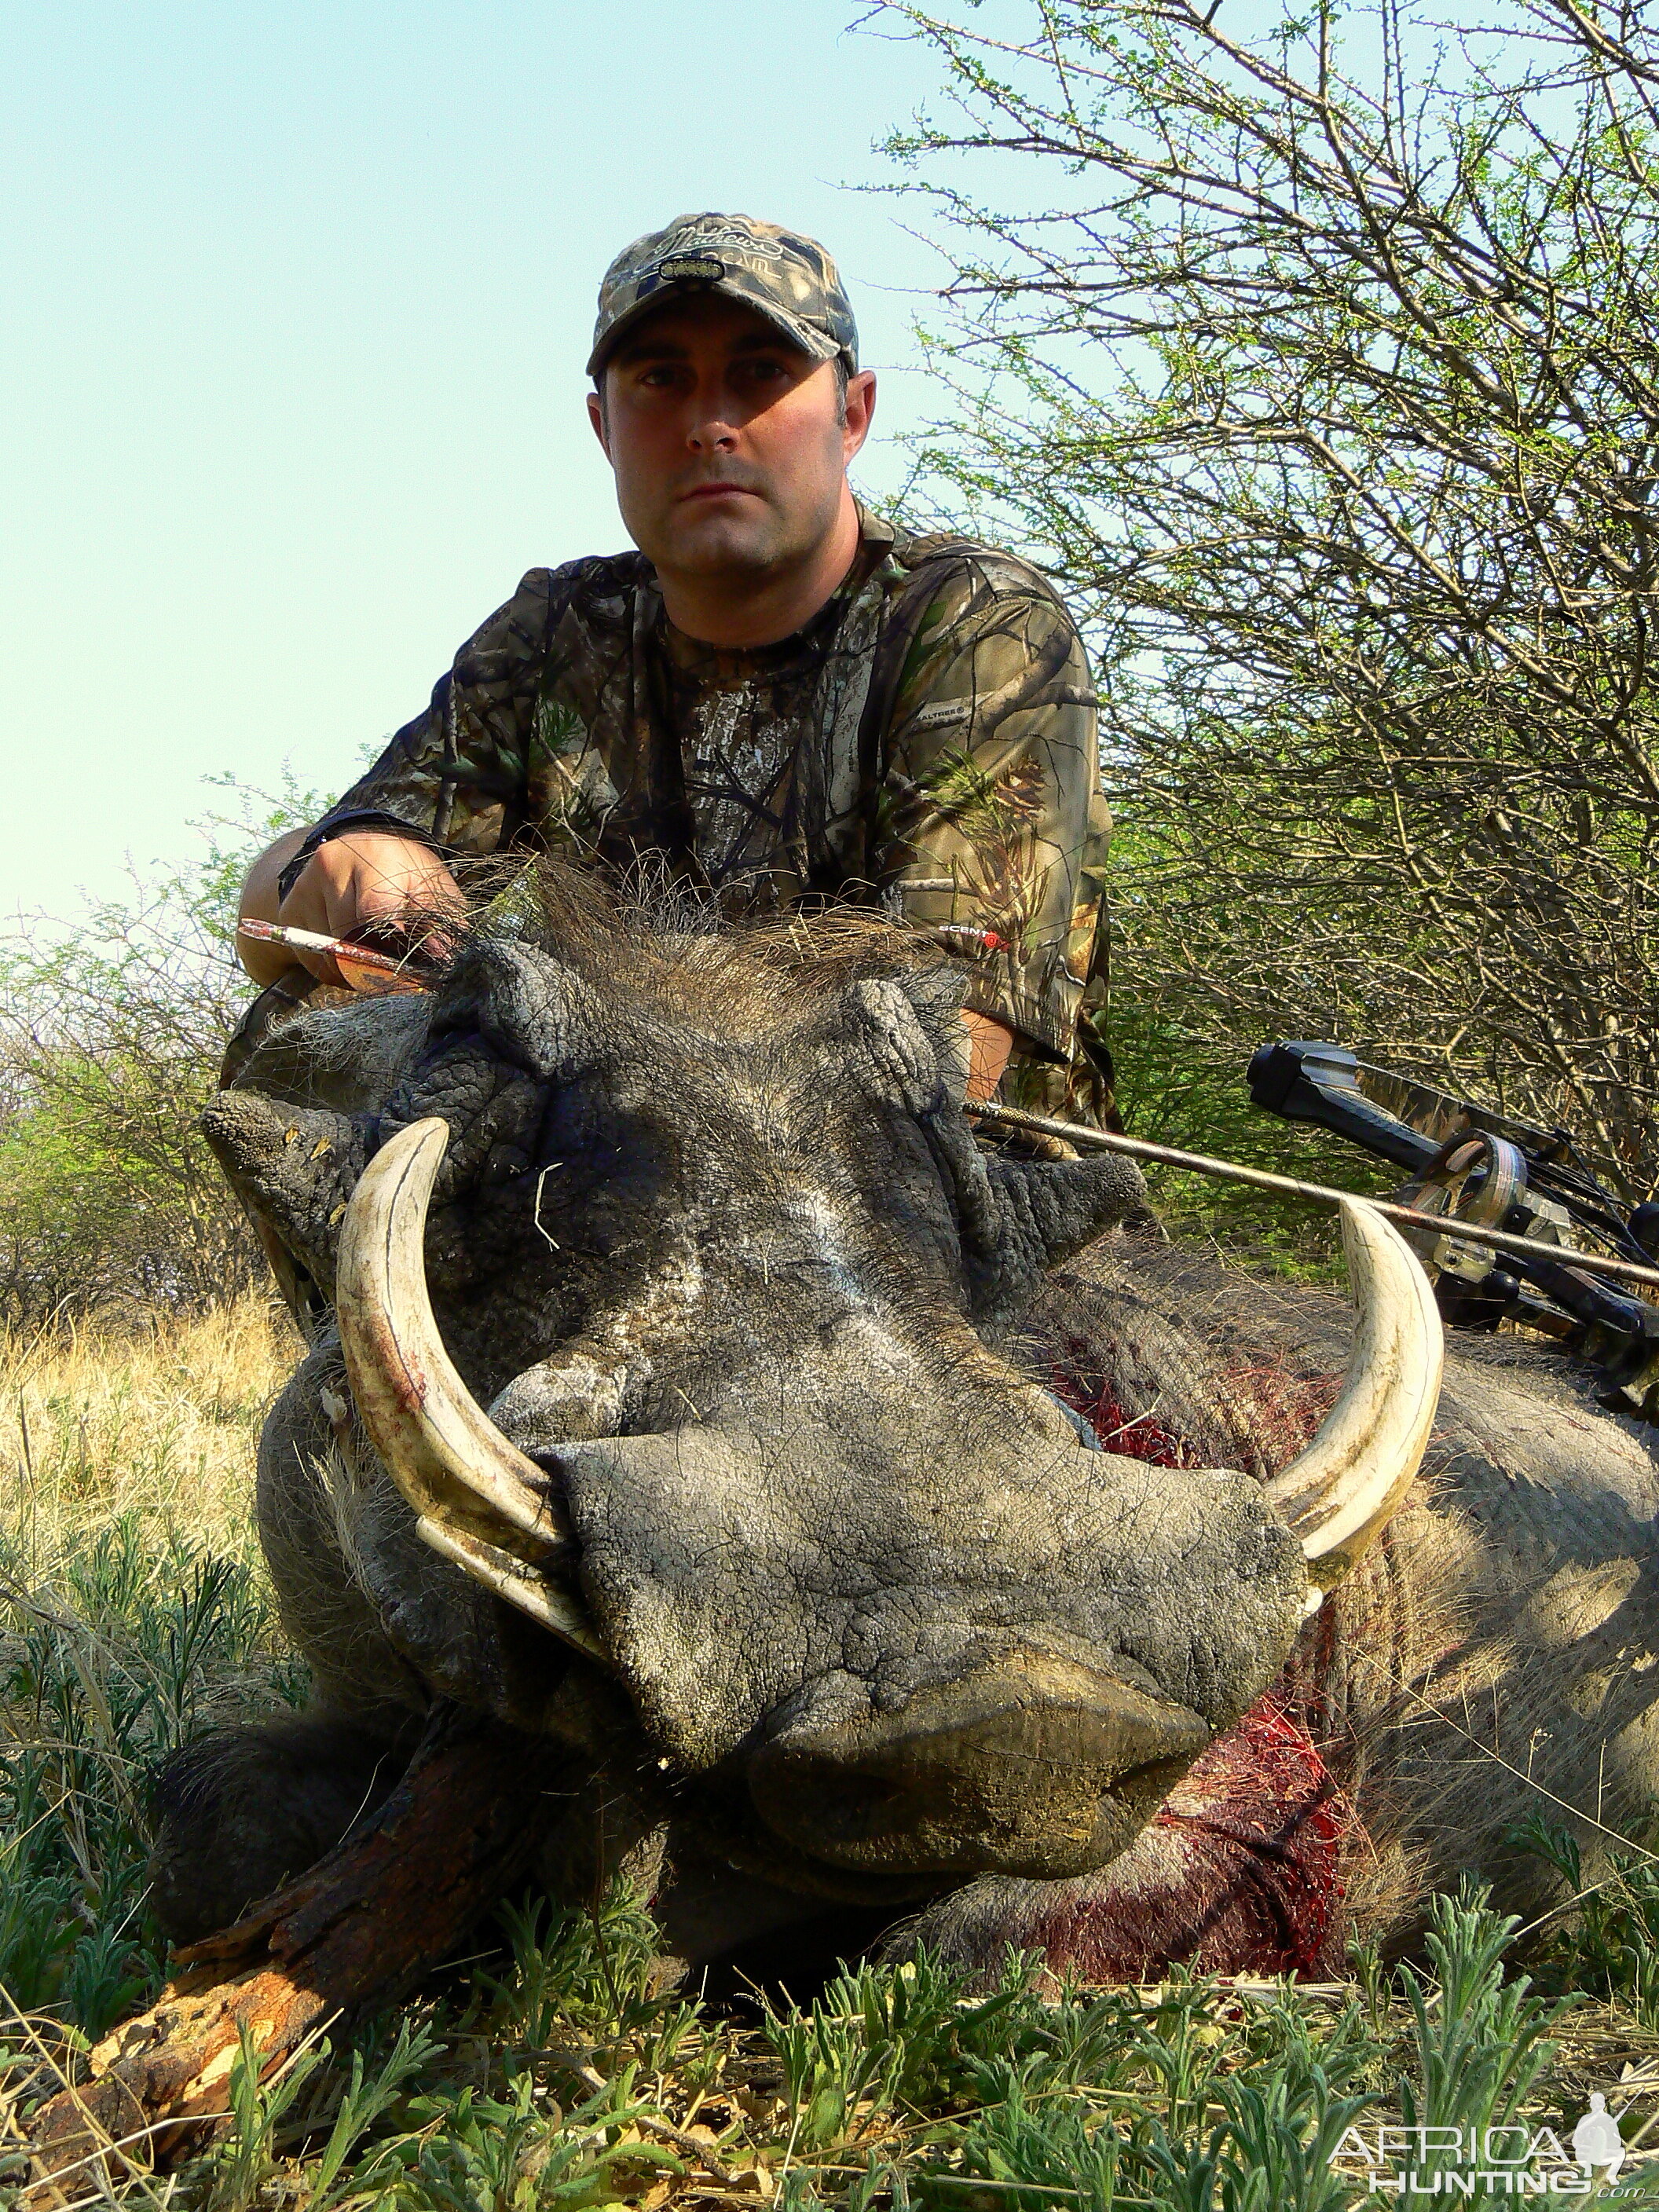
[24, 1705, 560, 2202]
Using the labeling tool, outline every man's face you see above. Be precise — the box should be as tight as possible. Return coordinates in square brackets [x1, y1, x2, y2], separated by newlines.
[588, 292, 875, 584]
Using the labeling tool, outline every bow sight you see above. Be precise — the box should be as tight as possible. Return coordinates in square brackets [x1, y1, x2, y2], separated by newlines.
[1248, 1042, 1659, 1420]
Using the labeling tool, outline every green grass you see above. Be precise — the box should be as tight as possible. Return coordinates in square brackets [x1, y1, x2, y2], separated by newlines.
[8, 1309, 1659, 2206]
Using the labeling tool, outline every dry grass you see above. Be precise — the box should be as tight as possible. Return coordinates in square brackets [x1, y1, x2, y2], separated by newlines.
[0, 1295, 306, 2127]
[0, 1294, 297, 1573]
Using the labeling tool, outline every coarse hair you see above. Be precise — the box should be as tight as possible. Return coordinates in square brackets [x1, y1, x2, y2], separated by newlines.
[474, 848, 947, 1030]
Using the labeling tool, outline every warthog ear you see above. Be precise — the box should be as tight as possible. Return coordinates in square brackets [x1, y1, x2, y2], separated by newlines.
[990, 1152, 1152, 1273]
[426, 938, 601, 1079]
[846, 977, 950, 1114]
[201, 1092, 368, 1295]
[747, 1647, 1209, 1881]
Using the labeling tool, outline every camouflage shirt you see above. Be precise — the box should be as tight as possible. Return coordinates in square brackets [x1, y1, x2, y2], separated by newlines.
[293, 507, 1115, 1122]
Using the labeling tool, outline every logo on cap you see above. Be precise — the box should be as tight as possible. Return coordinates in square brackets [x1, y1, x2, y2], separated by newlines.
[654, 255, 725, 283]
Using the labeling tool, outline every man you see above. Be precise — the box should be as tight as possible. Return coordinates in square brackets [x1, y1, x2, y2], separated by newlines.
[238, 212, 1115, 1120]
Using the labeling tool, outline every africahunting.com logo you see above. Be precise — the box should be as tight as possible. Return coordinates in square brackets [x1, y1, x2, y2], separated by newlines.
[1331, 2097, 1626, 2195]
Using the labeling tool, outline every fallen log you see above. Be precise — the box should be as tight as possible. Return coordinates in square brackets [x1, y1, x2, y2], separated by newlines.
[24, 1705, 559, 2203]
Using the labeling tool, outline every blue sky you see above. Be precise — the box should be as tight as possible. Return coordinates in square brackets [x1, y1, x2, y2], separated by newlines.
[0, 1, 953, 921]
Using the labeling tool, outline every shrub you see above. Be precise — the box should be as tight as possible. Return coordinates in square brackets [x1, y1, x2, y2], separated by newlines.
[0, 782, 313, 1328]
[883, 0, 1659, 1209]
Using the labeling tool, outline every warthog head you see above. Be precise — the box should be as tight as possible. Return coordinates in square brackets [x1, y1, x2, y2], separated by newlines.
[205, 872, 1439, 1903]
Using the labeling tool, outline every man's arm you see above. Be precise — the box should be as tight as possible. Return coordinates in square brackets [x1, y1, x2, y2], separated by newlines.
[875, 555, 1103, 1086]
[236, 569, 556, 986]
[962, 1009, 1015, 1101]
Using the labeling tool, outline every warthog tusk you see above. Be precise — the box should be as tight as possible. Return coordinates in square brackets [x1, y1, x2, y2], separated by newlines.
[1262, 1197, 1443, 1594]
[335, 1116, 609, 1666]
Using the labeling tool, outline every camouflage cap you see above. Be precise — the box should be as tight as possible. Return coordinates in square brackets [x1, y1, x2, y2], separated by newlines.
[588, 211, 859, 379]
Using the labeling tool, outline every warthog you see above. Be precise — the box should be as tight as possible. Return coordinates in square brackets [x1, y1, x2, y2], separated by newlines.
[170, 867, 1659, 1987]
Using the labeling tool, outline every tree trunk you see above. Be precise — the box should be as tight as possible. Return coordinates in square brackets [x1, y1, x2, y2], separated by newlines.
[25, 1706, 560, 2203]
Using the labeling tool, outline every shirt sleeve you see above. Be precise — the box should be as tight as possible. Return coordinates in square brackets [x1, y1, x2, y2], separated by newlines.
[873, 558, 1104, 1059]
[288, 569, 556, 888]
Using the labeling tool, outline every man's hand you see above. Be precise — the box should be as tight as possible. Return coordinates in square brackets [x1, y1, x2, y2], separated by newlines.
[239, 829, 467, 987]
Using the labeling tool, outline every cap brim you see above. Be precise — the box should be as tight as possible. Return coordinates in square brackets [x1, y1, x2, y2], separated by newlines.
[587, 282, 840, 378]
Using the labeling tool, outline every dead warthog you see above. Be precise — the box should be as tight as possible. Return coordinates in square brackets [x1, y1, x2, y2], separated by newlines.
[152, 866, 1657, 1997]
